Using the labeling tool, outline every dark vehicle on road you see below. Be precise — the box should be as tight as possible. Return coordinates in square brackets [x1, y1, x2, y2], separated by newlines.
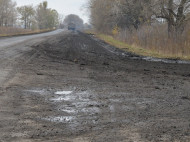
[68, 23, 76, 31]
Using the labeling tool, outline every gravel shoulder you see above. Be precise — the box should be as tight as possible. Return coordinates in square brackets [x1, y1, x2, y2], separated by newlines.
[0, 31, 190, 142]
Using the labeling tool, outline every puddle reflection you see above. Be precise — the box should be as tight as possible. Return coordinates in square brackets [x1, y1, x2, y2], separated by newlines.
[44, 116, 75, 123]
[55, 91, 72, 95]
[39, 89, 155, 131]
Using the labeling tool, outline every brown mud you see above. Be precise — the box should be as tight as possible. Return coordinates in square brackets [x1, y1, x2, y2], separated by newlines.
[0, 31, 190, 142]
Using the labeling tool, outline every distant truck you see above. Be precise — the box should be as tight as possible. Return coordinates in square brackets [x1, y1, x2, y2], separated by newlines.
[68, 23, 76, 31]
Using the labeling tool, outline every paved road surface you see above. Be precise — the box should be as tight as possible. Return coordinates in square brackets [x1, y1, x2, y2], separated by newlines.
[0, 29, 64, 86]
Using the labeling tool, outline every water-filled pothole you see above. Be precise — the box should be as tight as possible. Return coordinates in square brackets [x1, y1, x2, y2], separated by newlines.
[55, 91, 72, 95]
[50, 95, 76, 102]
[44, 116, 75, 123]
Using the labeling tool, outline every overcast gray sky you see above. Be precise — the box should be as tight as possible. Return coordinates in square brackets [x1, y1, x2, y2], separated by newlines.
[14, 0, 89, 23]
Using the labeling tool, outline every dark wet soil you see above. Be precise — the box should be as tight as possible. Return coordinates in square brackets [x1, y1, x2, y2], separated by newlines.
[0, 31, 190, 142]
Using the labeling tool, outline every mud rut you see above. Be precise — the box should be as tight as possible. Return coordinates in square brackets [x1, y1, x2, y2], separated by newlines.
[0, 31, 190, 142]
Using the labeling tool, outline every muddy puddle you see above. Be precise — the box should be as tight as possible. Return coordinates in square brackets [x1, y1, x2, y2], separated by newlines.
[55, 91, 72, 95]
[24, 88, 156, 131]
[142, 56, 190, 64]
[44, 116, 76, 123]
[122, 51, 190, 64]
[25, 89, 46, 95]
[50, 95, 76, 102]
[28, 89, 155, 130]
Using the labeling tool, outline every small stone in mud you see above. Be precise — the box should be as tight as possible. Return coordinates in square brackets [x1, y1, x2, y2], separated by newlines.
[80, 62, 86, 66]
[81, 88, 87, 91]
[155, 86, 160, 89]
[88, 104, 94, 107]
[181, 96, 190, 100]
[14, 112, 20, 116]
[182, 74, 190, 77]
[103, 62, 109, 66]
[144, 69, 150, 72]
[36, 73, 43, 75]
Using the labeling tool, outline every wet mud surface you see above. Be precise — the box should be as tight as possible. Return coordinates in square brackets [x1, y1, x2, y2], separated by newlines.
[0, 31, 190, 141]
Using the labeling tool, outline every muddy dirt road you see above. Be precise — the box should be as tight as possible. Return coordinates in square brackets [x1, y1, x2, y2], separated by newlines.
[0, 31, 190, 142]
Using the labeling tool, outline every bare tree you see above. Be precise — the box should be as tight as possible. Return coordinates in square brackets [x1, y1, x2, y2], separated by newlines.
[89, 0, 117, 32]
[88, 0, 153, 33]
[89, 0, 190, 37]
[152, 0, 190, 37]
[35, 1, 59, 29]
[17, 5, 35, 29]
[0, 0, 17, 27]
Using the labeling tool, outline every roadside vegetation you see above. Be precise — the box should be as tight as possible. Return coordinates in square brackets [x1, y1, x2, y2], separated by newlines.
[0, 27, 54, 37]
[0, 0, 61, 36]
[88, 0, 190, 60]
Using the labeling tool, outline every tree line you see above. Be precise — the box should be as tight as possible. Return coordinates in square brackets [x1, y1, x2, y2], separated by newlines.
[89, 0, 190, 38]
[0, 0, 59, 30]
[88, 0, 190, 58]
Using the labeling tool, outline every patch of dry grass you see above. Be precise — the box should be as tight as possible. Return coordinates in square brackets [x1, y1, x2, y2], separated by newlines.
[86, 28, 190, 60]
[0, 27, 54, 37]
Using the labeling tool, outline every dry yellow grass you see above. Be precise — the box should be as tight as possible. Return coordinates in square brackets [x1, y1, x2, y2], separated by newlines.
[86, 30, 190, 60]
[0, 27, 54, 37]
